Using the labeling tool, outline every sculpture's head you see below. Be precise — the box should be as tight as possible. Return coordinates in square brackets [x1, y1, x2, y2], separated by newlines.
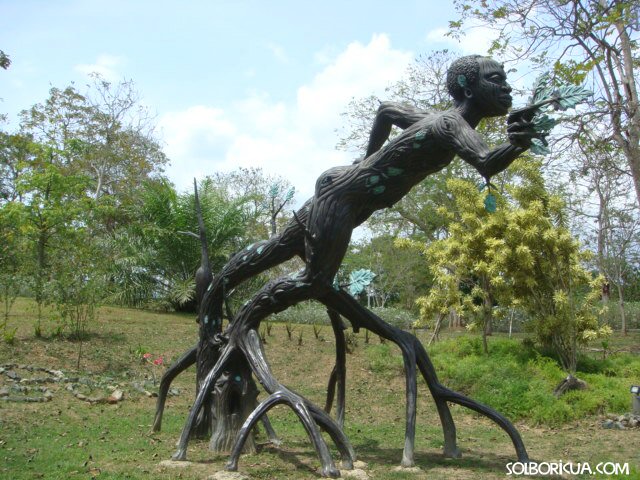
[446, 55, 513, 117]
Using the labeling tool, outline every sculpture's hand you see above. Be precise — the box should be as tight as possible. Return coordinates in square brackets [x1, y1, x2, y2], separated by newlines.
[507, 103, 540, 124]
[506, 118, 541, 149]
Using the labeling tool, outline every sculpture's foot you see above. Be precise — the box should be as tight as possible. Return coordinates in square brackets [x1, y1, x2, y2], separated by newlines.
[319, 465, 341, 478]
[152, 416, 161, 432]
[171, 449, 187, 461]
[340, 458, 354, 470]
[443, 445, 462, 458]
[400, 456, 415, 468]
[269, 437, 283, 447]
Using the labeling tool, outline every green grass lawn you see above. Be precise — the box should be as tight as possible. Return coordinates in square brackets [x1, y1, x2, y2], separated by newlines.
[0, 298, 638, 479]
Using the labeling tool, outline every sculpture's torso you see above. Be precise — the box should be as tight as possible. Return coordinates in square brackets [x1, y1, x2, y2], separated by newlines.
[315, 109, 470, 225]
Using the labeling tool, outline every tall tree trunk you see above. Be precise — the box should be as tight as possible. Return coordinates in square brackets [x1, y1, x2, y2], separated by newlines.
[611, 18, 640, 208]
[617, 283, 627, 336]
[481, 300, 492, 354]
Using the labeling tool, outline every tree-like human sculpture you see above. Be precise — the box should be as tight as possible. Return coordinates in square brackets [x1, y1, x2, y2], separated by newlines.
[162, 55, 553, 477]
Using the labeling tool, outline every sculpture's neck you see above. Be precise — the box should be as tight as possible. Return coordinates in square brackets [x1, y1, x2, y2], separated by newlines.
[455, 103, 482, 129]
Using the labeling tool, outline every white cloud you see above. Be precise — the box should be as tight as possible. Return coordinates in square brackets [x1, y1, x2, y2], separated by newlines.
[297, 34, 413, 133]
[159, 106, 237, 185]
[161, 34, 414, 201]
[426, 19, 496, 55]
[74, 54, 125, 81]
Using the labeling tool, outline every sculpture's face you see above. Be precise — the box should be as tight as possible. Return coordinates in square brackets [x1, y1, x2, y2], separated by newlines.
[471, 58, 513, 117]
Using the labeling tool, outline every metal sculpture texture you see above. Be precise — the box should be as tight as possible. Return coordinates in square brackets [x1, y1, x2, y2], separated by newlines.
[156, 55, 551, 477]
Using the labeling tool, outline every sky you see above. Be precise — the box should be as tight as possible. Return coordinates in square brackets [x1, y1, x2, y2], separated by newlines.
[0, 0, 498, 203]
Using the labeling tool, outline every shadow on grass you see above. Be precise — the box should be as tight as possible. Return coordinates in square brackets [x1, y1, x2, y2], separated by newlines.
[258, 442, 321, 475]
[29, 330, 127, 344]
[352, 442, 559, 478]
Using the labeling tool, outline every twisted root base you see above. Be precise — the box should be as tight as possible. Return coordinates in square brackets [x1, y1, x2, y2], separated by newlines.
[170, 290, 528, 477]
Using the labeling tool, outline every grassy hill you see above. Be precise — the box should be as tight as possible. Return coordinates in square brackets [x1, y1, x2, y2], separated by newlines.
[0, 299, 638, 479]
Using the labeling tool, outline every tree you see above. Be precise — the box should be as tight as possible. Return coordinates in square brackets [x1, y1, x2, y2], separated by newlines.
[81, 75, 168, 204]
[570, 143, 640, 334]
[105, 178, 249, 311]
[0, 200, 27, 334]
[343, 235, 430, 310]
[0, 131, 32, 204]
[19, 79, 168, 232]
[452, 0, 640, 207]
[409, 159, 609, 387]
[2, 77, 169, 334]
[209, 167, 295, 239]
[16, 152, 94, 332]
[0, 50, 9, 70]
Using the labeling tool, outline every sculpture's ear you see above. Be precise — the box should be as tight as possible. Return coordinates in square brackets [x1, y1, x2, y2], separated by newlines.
[457, 75, 473, 99]
[458, 75, 473, 99]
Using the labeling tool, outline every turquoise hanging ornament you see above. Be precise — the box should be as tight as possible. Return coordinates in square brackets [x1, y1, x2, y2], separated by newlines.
[480, 180, 497, 213]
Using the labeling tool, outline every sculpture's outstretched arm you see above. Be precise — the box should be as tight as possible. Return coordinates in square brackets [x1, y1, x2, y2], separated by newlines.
[437, 113, 533, 180]
[365, 101, 429, 157]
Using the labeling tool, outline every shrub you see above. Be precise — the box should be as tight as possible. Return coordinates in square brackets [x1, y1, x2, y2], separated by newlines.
[427, 336, 636, 426]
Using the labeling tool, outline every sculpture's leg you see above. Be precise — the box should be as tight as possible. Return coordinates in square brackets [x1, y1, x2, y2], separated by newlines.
[259, 415, 280, 446]
[200, 199, 348, 432]
[172, 343, 235, 461]
[410, 336, 524, 459]
[227, 330, 354, 477]
[244, 329, 354, 467]
[325, 288, 528, 462]
[325, 308, 346, 428]
[432, 378, 529, 462]
[200, 207, 308, 326]
[320, 289, 424, 467]
[153, 345, 197, 432]
[217, 216, 353, 474]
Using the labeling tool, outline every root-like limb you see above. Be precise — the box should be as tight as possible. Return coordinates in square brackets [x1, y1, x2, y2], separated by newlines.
[154, 343, 280, 446]
[323, 288, 528, 463]
[399, 345, 417, 467]
[324, 308, 346, 428]
[259, 414, 280, 446]
[172, 343, 234, 461]
[321, 289, 435, 466]
[412, 339, 460, 458]
[436, 385, 529, 462]
[410, 337, 526, 459]
[230, 329, 354, 477]
[226, 391, 291, 472]
[153, 345, 197, 432]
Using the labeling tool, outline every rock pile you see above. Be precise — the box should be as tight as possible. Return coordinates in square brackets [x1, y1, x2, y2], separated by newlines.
[0, 363, 180, 404]
[601, 413, 640, 430]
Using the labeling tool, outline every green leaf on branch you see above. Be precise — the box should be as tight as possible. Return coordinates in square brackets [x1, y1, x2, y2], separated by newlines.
[531, 72, 554, 104]
[530, 138, 551, 156]
[348, 269, 376, 296]
[533, 114, 558, 133]
[553, 84, 593, 110]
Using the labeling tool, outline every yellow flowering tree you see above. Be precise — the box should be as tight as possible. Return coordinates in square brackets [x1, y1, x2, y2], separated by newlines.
[405, 159, 608, 389]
